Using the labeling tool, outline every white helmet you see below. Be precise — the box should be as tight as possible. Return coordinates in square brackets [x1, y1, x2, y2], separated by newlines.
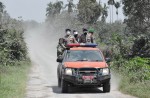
[66, 31, 71, 35]
[74, 31, 78, 35]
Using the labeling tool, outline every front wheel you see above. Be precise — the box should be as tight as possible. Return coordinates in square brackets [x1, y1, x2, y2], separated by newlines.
[61, 79, 69, 93]
[103, 81, 110, 93]
[58, 78, 61, 87]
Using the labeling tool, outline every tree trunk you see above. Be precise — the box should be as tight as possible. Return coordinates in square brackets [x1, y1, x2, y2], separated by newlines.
[112, 5, 113, 23]
[109, 5, 111, 24]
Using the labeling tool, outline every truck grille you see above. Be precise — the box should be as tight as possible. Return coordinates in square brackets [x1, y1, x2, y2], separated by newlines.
[77, 68, 98, 75]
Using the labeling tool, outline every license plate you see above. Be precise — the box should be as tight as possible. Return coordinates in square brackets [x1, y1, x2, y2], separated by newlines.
[82, 76, 94, 83]
[82, 76, 94, 80]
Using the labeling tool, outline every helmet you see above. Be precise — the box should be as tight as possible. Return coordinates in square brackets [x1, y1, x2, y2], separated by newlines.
[74, 31, 78, 35]
[66, 31, 71, 35]
[88, 28, 95, 33]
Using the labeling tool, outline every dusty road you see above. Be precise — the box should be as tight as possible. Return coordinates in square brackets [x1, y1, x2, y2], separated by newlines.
[24, 27, 136, 98]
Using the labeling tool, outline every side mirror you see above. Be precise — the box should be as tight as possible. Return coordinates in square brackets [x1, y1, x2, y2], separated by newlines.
[56, 56, 63, 62]
[105, 58, 111, 63]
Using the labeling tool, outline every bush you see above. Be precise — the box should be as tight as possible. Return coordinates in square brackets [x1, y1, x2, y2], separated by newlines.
[113, 57, 150, 82]
[0, 29, 27, 66]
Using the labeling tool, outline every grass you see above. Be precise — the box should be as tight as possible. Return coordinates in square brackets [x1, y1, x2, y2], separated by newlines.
[0, 61, 30, 98]
[119, 77, 150, 98]
[111, 57, 150, 98]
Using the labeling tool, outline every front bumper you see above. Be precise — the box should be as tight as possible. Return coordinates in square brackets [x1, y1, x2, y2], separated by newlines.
[63, 74, 111, 87]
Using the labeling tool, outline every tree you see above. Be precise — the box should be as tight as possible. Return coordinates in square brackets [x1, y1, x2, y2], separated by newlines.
[53, 1, 63, 15]
[77, 0, 102, 24]
[108, 0, 115, 23]
[115, 2, 120, 20]
[0, 2, 5, 29]
[64, 0, 76, 14]
[101, 3, 108, 23]
[46, 1, 63, 18]
[122, 0, 150, 36]
[0, 2, 5, 13]
[46, 2, 54, 17]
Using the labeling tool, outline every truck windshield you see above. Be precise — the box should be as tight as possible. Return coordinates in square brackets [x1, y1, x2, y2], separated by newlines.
[65, 50, 104, 62]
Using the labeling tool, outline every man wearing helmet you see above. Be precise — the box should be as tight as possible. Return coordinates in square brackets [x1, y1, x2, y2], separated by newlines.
[86, 28, 96, 43]
[57, 29, 77, 57]
[64, 29, 77, 44]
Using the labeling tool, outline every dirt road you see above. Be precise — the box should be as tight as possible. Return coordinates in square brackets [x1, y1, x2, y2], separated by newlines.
[24, 27, 136, 98]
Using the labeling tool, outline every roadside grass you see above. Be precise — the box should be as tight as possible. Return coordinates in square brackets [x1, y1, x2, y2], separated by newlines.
[0, 61, 30, 98]
[119, 77, 150, 98]
[112, 57, 150, 98]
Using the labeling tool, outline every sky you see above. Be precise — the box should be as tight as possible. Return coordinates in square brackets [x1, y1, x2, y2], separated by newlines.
[1, 0, 124, 23]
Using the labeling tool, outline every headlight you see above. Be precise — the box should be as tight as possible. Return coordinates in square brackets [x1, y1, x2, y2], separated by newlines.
[102, 68, 109, 75]
[65, 68, 73, 75]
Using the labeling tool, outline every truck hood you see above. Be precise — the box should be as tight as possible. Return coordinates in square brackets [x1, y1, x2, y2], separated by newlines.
[64, 62, 107, 68]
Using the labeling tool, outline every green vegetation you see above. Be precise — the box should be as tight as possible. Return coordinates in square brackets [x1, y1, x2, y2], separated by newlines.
[46, 1, 150, 97]
[0, 2, 30, 98]
[0, 62, 30, 98]
[112, 57, 150, 98]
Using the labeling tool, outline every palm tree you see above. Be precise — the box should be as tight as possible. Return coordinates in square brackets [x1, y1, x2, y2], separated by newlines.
[0, 2, 5, 13]
[64, 0, 76, 14]
[108, 0, 115, 23]
[115, 2, 120, 20]
[101, 3, 108, 22]
[0, 2, 5, 29]
[53, 1, 63, 15]
[46, 2, 54, 17]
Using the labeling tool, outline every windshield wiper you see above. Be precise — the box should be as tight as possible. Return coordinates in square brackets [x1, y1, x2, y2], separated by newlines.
[90, 60, 102, 62]
[76, 59, 89, 61]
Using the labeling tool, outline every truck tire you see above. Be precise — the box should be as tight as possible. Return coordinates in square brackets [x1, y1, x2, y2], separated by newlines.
[58, 78, 61, 87]
[103, 81, 110, 93]
[61, 79, 69, 93]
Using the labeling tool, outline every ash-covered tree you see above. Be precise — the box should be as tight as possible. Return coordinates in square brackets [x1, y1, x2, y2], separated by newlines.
[122, 0, 150, 57]
[123, 0, 150, 36]
[77, 0, 102, 24]
[114, 2, 120, 20]
[108, 0, 115, 23]
[0, 2, 5, 28]
[46, 1, 63, 18]
[101, 3, 108, 23]
[64, 0, 76, 14]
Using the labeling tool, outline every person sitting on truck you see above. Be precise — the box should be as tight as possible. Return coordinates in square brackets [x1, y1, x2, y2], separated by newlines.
[79, 28, 88, 43]
[73, 30, 80, 43]
[86, 28, 96, 43]
[64, 29, 77, 44]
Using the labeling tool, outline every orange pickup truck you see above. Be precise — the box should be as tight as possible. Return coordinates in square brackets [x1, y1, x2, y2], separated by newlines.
[57, 44, 111, 93]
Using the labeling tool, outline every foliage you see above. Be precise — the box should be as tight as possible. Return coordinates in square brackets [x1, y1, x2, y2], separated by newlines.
[113, 57, 150, 82]
[0, 29, 27, 66]
[122, 0, 150, 36]
[120, 80, 150, 98]
[77, 0, 102, 24]
[46, 1, 63, 19]
[101, 3, 108, 23]
[114, 2, 120, 19]
[0, 2, 27, 66]
[64, 0, 76, 14]
[112, 57, 150, 98]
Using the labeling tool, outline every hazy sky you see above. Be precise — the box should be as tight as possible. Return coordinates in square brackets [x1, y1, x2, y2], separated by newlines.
[1, 0, 124, 22]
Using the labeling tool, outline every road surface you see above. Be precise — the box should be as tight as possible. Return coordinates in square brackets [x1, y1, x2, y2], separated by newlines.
[24, 27, 136, 98]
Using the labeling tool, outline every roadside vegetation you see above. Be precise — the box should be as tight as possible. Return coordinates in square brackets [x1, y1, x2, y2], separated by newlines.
[46, 0, 150, 98]
[0, 2, 30, 98]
